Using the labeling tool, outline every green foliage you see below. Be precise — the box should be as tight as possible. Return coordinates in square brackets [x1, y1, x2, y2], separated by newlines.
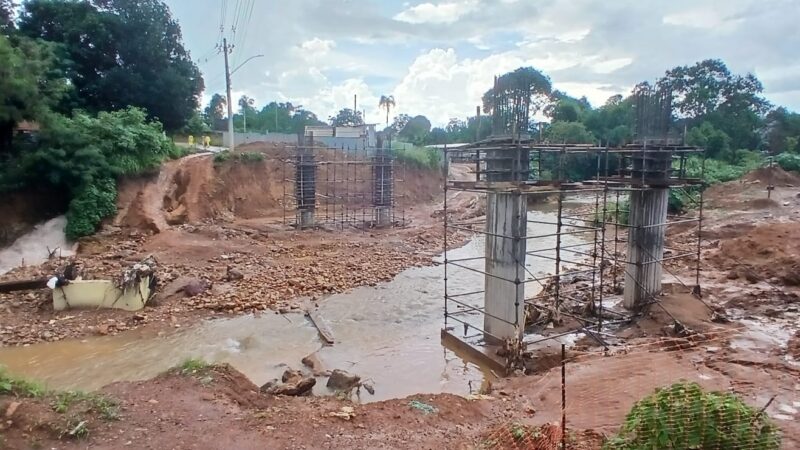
[776, 153, 800, 172]
[52, 390, 119, 421]
[329, 108, 364, 127]
[2, 107, 174, 238]
[0, 367, 46, 397]
[397, 115, 432, 145]
[395, 146, 441, 170]
[0, 33, 68, 153]
[65, 178, 117, 240]
[482, 66, 553, 120]
[604, 382, 781, 450]
[19, 0, 203, 131]
[687, 122, 732, 160]
[178, 358, 211, 376]
[544, 121, 596, 144]
[183, 111, 210, 135]
[595, 200, 629, 226]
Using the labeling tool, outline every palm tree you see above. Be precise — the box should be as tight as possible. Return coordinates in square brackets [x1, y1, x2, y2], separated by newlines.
[238, 95, 255, 132]
[379, 95, 396, 127]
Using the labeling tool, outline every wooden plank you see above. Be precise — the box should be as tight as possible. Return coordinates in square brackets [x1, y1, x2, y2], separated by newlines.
[301, 299, 335, 345]
[307, 310, 335, 345]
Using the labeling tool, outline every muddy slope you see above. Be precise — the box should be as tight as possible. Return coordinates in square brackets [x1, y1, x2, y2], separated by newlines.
[114, 148, 442, 233]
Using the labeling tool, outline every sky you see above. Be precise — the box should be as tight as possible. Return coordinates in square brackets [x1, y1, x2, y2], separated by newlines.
[166, 0, 800, 127]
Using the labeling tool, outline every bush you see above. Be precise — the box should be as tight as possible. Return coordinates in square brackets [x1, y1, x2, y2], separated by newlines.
[604, 382, 781, 450]
[396, 146, 441, 170]
[3, 107, 175, 238]
[65, 178, 118, 240]
[776, 153, 800, 172]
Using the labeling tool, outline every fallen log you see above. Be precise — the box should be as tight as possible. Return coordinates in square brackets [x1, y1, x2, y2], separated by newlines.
[0, 278, 48, 294]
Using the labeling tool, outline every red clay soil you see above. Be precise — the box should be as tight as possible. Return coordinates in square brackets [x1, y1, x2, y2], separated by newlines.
[710, 222, 800, 286]
[0, 364, 495, 450]
[704, 167, 800, 211]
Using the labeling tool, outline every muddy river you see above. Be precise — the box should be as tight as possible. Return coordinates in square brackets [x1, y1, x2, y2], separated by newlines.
[0, 203, 589, 402]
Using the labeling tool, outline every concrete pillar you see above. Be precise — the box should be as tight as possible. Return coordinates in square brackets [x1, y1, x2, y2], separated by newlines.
[296, 134, 316, 229]
[624, 188, 669, 310]
[374, 206, 391, 227]
[484, 191, 527, 343]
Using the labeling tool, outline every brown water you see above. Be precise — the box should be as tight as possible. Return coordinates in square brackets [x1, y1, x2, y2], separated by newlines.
[0, 205, 587, 402]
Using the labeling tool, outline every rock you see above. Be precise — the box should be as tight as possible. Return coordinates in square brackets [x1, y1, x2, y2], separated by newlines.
[326, 369, 361, 391]
[5, 401, 21, 418]
[260, 369, 316, 396]
[726, 269, 740, 280]
[301, 352, 325, 374]
[259, 379, 279, 392]
[226, 266, 244, 281]
[182, 279, 211, 297]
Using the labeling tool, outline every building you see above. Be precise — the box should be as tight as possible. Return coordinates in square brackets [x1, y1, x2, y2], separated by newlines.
[304, 124, 377, 150]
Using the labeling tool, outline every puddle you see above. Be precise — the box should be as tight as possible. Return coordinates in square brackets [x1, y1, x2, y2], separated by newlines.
[0, 216, 74, 275]
[0, 205, 586, 402]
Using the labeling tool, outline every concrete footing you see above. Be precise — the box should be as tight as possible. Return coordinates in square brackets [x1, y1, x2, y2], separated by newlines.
[374, 207, 391, 227]
[624, 188, 669, 310]
[298, 209, 315, 229]
[484, 191, 527, 342]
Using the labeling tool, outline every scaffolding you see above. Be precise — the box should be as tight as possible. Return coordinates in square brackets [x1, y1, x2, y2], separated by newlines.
[441, 140, 706, 374]
[281, 141, 407, 229]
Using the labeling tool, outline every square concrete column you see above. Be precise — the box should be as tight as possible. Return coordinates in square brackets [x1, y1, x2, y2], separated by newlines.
[484, 191, 527, 343]
[624, 188, 669, 310]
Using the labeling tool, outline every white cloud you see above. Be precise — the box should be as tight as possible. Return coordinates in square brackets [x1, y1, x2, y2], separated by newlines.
[394, 1, 479, 24]
[300, 38, 336, 55]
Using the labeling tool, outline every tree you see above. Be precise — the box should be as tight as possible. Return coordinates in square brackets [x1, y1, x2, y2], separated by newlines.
[1, 0, 15, 30]
[687, 122, 732, 160]
[378, 95, 395, 127]
[397, 115, 431, 145]
[329, 108, 364, 127]
[762, 107, 800, 154]
[482, 67, 552, 133]
[657, 59, 769, 150]
[19, 0, 204, 131]
[544, 122, 596, 144]
[238, 95, 255, 132]
[0, 34, 68, 154]
[6, 107, 177, 238]
[204, 94, 227, 131]
[546, 91, 591, 123]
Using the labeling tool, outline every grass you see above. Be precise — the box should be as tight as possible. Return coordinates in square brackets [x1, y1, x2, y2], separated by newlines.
[52, 391, 119, 421]
[395, 146, 441, 170]
[0, 367, 45, 398]
[178, 358, 212, 375]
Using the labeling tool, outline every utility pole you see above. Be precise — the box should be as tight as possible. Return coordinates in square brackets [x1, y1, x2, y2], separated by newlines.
[223, 38, 235, 151]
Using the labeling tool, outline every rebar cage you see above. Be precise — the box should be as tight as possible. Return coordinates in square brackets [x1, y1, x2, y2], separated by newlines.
[442, 141, 706, 372]
[281, 142, 407, 229]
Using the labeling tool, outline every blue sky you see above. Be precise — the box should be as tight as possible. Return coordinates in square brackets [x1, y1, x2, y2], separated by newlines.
[166, 0, 800, 126]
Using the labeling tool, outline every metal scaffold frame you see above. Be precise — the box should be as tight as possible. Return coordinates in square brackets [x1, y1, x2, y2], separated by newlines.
[442, 141, 707, 373]
[281, 142, 407, 230]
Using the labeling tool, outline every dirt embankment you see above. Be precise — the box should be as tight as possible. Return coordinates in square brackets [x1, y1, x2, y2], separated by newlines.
[704, 166, 800, 211]
[709, 222, 800, 286]
[0, 363, 495, 450]
[114, 144, 442, 233]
